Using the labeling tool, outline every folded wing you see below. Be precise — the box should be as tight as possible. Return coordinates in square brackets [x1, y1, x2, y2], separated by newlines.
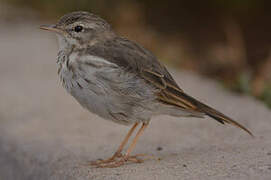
[141, 69, 253, 136]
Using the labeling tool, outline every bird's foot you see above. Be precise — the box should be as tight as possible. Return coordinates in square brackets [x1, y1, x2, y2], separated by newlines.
[89, 152, 122, 166]
[92, 154, 147, 168]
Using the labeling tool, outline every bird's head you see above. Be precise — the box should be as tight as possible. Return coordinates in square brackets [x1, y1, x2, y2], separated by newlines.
[40, 11, 114, 49]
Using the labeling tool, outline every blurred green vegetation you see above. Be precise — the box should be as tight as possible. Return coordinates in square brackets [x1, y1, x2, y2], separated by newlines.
[2, 0, 271, 108]
[260, 85, 271, 108]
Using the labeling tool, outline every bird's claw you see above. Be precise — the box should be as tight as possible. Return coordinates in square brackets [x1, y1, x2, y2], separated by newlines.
[90, 154, 147, 168]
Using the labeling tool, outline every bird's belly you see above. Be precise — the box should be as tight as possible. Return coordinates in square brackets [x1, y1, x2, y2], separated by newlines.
[60, 67, 157, 125]
[69, 83, 154, 125]
[70, 87, 116, 121]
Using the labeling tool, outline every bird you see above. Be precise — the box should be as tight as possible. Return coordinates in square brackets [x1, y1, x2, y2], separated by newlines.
[40, 11, 253, 168]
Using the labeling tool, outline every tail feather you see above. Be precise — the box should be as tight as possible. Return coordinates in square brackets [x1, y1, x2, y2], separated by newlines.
[196, 101, 254, 136]
[160, 87, 253, 136]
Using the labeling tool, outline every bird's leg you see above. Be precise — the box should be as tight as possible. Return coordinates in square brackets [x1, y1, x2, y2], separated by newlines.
[97, 122, 149, 168]
[90, 122, 139, 165]
[112, 122, 140, 158]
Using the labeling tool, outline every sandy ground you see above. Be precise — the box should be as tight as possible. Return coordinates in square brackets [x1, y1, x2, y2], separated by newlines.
[0, 22, 271, 180]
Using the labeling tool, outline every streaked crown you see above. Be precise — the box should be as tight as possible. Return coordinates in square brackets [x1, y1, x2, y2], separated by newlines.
[40, 11, 114, 47]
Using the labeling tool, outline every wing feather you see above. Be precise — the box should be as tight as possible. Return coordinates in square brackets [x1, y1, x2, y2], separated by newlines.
[86, 36, 253, 136]
[141, 68, 253, 136]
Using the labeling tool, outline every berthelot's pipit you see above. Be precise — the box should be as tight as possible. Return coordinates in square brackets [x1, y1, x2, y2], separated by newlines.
[40, 11, 253, 168]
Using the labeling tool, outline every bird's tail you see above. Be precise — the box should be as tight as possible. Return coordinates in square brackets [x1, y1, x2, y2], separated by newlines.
[158, 87, 253, 136]
[195, 99, 253, 136]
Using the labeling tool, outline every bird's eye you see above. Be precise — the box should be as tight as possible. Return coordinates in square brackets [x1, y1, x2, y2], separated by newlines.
[74, 25, 83, 32]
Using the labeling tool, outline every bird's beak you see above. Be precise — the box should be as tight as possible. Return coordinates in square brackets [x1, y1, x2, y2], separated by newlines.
[40, 24, 64, 34]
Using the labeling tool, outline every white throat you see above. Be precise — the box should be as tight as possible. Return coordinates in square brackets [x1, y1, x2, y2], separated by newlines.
[56, 34, 78, 52]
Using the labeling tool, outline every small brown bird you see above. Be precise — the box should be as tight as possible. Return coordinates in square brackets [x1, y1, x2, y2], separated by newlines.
[40, 11, 253, 168]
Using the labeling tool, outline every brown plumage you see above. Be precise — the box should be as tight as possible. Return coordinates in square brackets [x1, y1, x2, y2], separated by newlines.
[142, 68, 253, 136]
[85, 35, 253, 136]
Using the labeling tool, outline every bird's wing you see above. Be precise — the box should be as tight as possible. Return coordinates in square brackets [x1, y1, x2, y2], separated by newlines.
[86, 37, 182, 90]
[86, 37, 253, 136]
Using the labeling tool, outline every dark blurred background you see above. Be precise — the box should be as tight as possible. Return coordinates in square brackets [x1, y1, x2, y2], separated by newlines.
[1, 0, 271, 108]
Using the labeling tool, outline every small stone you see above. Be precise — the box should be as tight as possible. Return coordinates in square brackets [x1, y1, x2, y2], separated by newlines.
[156, 146, 163, 151]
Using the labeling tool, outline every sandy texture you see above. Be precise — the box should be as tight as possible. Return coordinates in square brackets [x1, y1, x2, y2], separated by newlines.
[0, 22, 271, 180]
